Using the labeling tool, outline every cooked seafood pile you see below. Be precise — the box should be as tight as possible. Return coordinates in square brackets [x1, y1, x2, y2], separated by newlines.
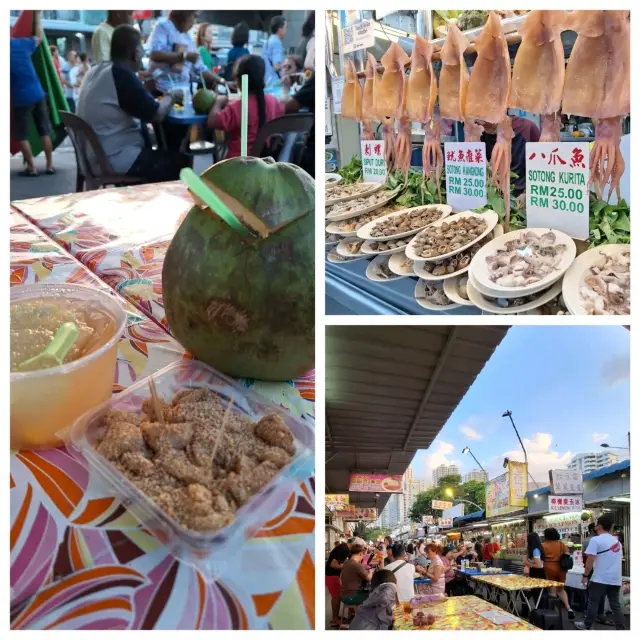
[485, 231, 567, 287]
[367, 238, 410, 252]
[325, 233, 340, 244]
[485, 285, 554, 309]
[370, 206, 446, 238]
[343, 239, 365, 255]
[419, 242, 483, 276]
[412, 216, 487, 259]
[331, 204, 403, 234]
[580, 250, 630, 315]
[522, 293, 568, 315]
[94, 389, 295, 533]
[328, 249, 358, 262]
[375, 261, 396, 280]
[418, 282, 452, 306]
[326, 191, 391, 218]
[326, 182, 372, 200]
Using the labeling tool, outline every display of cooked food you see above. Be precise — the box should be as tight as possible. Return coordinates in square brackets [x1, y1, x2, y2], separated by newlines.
[326, 191, 392, 218]
[330, 204, 404, 234]
[94, 388, 295, 533]
[342, 239, 365, 255]
[484, 285, 556, 309]
[326, 182, 375, 200]
[374, 261, 396, 280]
[485, 230, 567, 287]
[412, 216, 488, 259]
[418, 243, 482, 276]
[580, 249, 630, 315]
[325, 233, 340, 244]
[369, 206, 448, 238]
[521, 293, 568, 315]
[367, 238, 410, 252]
[417, 281, 452, 306]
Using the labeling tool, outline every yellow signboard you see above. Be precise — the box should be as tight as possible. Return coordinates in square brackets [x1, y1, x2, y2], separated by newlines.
[326, 494, 349, 506]
[486, 461, 528, 518]
[509, 461, 528, 507]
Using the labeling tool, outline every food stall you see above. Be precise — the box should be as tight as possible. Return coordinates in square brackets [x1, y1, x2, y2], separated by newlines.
[325, 9, 630, 316]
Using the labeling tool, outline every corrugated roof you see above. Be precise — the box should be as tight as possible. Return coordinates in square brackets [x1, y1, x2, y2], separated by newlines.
[525, 459, 631, 498]
[326, 326, 508, 509]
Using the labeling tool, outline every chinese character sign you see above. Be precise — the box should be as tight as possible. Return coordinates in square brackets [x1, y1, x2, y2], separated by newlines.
[422, 515, 434, 525]
[508, 461, 528, 507]
[525, 142, 590, 240]
[361, 140, 387, 183]
[349, 473, 403, 493]
[342, 20, 375, 54]
[431, 500, 453, 510]
[444, 142, 487, 212]
[326, 494, 350, 511]
[548, 495, 584, 513]
[549, 469, 584, 495]
[438, 518, 453, 529]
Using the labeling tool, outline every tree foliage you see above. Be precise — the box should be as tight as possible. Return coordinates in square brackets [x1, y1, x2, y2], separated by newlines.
[362, 525, 390, 542]
[408, 477, 487, 523]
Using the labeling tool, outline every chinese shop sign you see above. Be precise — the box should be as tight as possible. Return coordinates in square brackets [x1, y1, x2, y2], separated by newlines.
[326, 494, 349, 511]
[549, 495, 584, 513]
[431, 500, 453, 510]
[349, 473, 403, 493]
[438, 518, 453, 529]
[444, 142, 487, 212]
[549, 469, 584, 495]
[526, 142, 590, 240]
[422, 515, 434, 524]
[342, 19, 375, 54]
[361, 140, 387, 183]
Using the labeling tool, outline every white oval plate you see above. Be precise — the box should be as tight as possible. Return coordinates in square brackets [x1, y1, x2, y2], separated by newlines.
[561, 243, 630, 316]
[470, 227, 577, 296]
[326, 182, 382, 206]
[414, 279, 461, 312]
[466, 277, 563, 315]
[336, 238, 367, 258]
[412, 225, 504, 281]
[356, 204, 452, 241]
[325, 235, 340, 247]
[327, 249, 366, 264]
[325, 173, 342, 185]
[325, 190, 397, 222]
[443, 275, 474, 306]
[361, 238, 412, 256]
[405, 211, 499, 263]
[366, 255, 406, 282]
[326, 222, 358, 238]
[388, 252, 415, 277]
[466, 268, 558, 300]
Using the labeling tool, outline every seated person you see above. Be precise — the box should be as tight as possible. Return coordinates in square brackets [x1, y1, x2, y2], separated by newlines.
[349, 570, 398, 631]
[77, 24, 187, 184]
[340, 543, 373, 606]
[385, 543, 415, 603]
[283, 73, 315, 177]
[207, 55, 284, 158]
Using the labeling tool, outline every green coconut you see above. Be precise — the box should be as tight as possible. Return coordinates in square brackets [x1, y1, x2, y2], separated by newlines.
[162, 157, 314, 381]
[192, 88, 216, 114]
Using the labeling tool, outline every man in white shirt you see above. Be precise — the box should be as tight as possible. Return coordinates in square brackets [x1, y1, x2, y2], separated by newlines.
[385, 543, 415, 602]
[91, 11, 133, 63]
[575, 514, 626, 630]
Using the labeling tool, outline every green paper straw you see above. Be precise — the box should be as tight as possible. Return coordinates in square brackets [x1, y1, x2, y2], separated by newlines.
[200, 72, 205, 88]
[241, 74, 248, 157]
[180, 168, 249, 236]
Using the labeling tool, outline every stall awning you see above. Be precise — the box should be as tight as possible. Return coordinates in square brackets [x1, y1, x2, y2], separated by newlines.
[453, 509, 485, 524]
[524, 459, 631, 499]
[326, 326, 508, 510]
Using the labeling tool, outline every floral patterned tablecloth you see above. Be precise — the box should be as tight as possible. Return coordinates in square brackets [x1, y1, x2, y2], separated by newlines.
[393, 596, 537, 631]
[9, 200, 315, 631]
[471, 574, 564, 591]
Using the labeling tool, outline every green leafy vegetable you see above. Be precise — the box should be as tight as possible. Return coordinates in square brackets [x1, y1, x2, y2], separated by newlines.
[337, 156, 363, 185]
[588, 195, 630, 247]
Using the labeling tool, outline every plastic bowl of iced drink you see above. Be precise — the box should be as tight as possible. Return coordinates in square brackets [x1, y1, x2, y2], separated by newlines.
[10, 284, 127, 450]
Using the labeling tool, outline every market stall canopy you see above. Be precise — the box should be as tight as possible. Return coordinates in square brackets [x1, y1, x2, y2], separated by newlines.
[326, 326, 508, 510]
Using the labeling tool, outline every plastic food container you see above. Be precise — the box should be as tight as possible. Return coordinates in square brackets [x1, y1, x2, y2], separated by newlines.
[66, 360, 315, 579]
[11, 283, 127, 450]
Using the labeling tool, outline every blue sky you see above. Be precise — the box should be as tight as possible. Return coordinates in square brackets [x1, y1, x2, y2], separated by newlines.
[411, 326, 630, 484]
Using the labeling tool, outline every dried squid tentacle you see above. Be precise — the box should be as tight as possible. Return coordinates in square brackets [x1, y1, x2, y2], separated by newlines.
[362, 120, 374, 141]
[589, 117, 623, 201]
[422, 120, 443, 202]
[539, 114, 561, 143]
[464, 119, 484, 143]
[395, 119, 412, 182]
[382, 118, 396, 171]
[490, 117, 515, 231]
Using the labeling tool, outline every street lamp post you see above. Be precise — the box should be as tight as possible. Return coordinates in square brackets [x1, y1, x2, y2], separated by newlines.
[600, 432, 630, 456]
[444, 488, 483, 513]
[462, 446, 487, 477]
[502, 409, 539, 488]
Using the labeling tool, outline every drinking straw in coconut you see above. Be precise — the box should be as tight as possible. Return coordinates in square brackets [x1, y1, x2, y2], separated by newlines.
[200, 72, 205, 89]
[241, 73, 248, 156]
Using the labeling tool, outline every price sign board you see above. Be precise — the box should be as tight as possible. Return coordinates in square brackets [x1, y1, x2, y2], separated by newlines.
[432, 500, 453, 510]
[438, 517, 453, 529]
[422, 515, 434, 525]
[331, 76, 345, 115]
[526, 142, 590, 240]
[550, 469, 584, 495]
[444, 142, 487, 212]
[361, 140, 387, 183]
[342, 20, 375, 54]
[549, 495, 584, 513]
[325, 98, 332, 136]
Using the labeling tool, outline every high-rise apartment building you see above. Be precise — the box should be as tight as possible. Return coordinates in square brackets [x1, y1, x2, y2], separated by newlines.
[463, 469, 489, 483]
[568, 452, 619, 474]
[432, 463, 460, 486]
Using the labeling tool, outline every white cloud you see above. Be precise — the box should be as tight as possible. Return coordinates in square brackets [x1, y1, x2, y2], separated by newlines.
[592, 432, 609, 443]
[486, 432, 572, 483]
[422, 440, 461, 480]
[460, 424, 482, 440]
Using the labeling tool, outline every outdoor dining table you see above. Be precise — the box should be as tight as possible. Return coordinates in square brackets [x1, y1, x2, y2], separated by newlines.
[9, 182, 315, 630]
[470, 574, 564, 617]
[393, 595, 537, 630]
